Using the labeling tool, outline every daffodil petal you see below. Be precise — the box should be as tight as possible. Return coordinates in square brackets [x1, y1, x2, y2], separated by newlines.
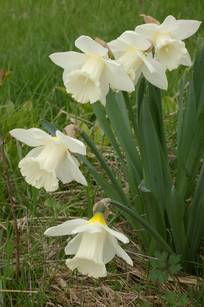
[72, 223, 102, 234]
[172, 19, 201, 40]
[99, 71, 109, 105]
[44, 219, 86, 236]
[105, 59, 134, 92]
[135, 23, 158, 41]
[75, 35, 108, 56]
[65, 234, 82, 255]
[56, 154, 87, 186]
[103, 235, 116, 264]
[56, 130, 86, 155]
[10, 128, 51, 147]
[180, 50, 192, 67]
[120, 31, 151, 50]
[103, 225, 129, 244]
[49, 51, 86, 71]
[160, 15, 177, 32]
[142, 56, 168, 90]
[108, 38, 128, 59]
[23, 147, 43, 159]
[112, 237, 133, 266]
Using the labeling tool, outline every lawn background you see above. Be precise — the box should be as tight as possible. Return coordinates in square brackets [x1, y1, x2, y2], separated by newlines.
[0, 0, 204, 306]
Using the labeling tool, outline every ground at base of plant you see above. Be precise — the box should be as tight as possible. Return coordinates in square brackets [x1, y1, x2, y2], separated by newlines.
[1, 184, 204, 307]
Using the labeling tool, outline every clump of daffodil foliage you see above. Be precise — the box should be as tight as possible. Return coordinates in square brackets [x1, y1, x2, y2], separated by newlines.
[10, 15, 203, 277]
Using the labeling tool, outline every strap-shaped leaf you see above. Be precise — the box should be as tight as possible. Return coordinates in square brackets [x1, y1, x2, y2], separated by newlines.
[193, 44, 204, 112]
[138, 91, 171, 210]
[78, 154, 123, 202]
[138, 83, 186, 254]
[92, 102, 126, 174]
[111, 199, 173, 254]
[139, 182, 166, 240]
[41, 120, 56, 136]
[105, 91, 142, 183]
[185, 161, 204, 262]
[176, 45, 204, 197]
[80, 131, 129, 205]
[169, 187, 186, 254]
[147, 84, 168, 154]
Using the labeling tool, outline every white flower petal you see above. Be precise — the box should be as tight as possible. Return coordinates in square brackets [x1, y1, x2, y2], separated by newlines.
[49, 51, 86, 71]
[56, 130, 86, 155]
[56, 154, 87, 186]
[75, 35, 108, 56]
[142, 56, 168, 90]
[103, 235, 116, 264]
[99, 71, 109, 105]
[135, 23, 158, 41]
[108, 38, 128, 59]
[160, 15, 177, 32]
[23, 146, 43, 159]
[65, 234, 82, 255]
[120, 31, 151, 50]
[66, 258, 107, 278]
[105, 60, 134, 92]
[180, 50, 192, 67]
[72, 222, 102, 234]
[112, 237, 133, 266]
[133, 68, 142, 85]
[10, 128, 51, 147]
[171, 19, 201, 40]
[103, 225, 129, 244]
[44, 219, 86, 236]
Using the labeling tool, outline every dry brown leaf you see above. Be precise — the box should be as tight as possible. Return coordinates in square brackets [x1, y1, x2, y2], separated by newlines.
[95, 37, 113, 58]
[64, 124, 78, 137]
[140, 14, 160, 24]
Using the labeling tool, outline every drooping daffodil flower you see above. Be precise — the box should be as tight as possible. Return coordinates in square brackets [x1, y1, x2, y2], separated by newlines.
[108, 31, 168, 90]
[135, 15, 201, 71]
[49, 35, 134, 105]
[44, 211, 133, 278]
[10, 128, 87, 192]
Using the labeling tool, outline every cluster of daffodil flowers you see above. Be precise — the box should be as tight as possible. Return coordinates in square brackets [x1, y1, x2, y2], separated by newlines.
[10, 16, 200, 278]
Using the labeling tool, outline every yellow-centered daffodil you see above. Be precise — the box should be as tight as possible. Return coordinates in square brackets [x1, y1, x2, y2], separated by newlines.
[44, 212, 133, 278]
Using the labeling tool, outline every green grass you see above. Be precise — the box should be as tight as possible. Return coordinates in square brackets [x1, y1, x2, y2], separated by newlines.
[0, 0, 204, 305]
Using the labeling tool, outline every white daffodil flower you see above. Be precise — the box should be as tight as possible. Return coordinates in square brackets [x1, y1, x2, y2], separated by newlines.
[49, 35, 134, 105]
[135, 15, 201, 71]
[10, 128, 87, 192]
[44, 212, 133, 278]
[108, 31, 168, 90]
